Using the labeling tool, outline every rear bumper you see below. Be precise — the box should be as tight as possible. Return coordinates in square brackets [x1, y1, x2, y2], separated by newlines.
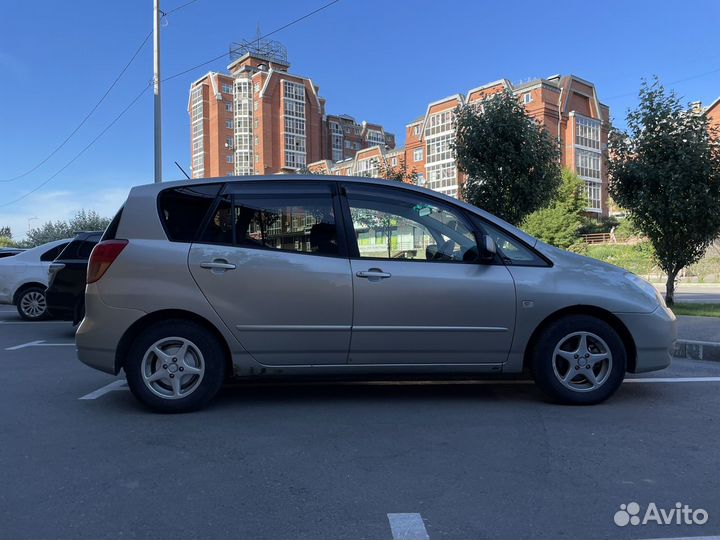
[615, 305, 677, 373]
[46, 288, 76, 321]
[76, 288, 145, 375]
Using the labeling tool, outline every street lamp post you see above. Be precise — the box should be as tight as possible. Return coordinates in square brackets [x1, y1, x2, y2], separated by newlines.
[153, 0, 162, 183]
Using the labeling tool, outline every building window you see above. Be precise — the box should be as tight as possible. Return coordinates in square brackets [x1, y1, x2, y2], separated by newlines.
[226, 155, 234, 163]
[356, 159, 379, 178]
[190, 85, 205, 178]
[226, 120, 233, 129]
[413, 125, 420, 136]
[413, 148, 423, 162]
[233, 77, 254, 176]
[575, 116, 601, 150]
[226, 137, 233, 148]
[425, 110, 453, 137]
[222, 83, 232, 94]
[523, 93, 533, 104]
[255, 154, 259, 163]
[585, 181, 601, 212]
[225, 103, 233, 112]
[576, 148, 601, 180]
[254, 83, 260, 92]
[345, 140, 352, 149]
[283, 80, 307, 169]
[254, 119, 259, 129]
[391, 157, 398, 167]
[254, 101, 258, 111]
[366, 129, 385, 148]
[344, 127, 350, 134]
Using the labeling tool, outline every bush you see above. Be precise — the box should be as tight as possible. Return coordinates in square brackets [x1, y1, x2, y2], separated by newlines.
[521, 170, 585, 249]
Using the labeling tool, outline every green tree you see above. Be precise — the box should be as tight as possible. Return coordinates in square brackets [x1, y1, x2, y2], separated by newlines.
[24, 210, 111, 247]
[522, 169, 586, 249]
[377, 157, 419, 184]
[454, 90, 562, 225]
[608, 77, 720, 305]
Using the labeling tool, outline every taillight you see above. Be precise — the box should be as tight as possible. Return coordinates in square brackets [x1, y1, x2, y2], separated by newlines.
[87, 240, 128, 284]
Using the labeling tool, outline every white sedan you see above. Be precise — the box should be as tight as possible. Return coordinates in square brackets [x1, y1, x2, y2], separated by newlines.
[0, 239, 71, 320]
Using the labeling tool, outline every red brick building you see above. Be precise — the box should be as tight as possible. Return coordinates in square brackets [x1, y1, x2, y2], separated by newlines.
[188, 40, 394, 178]
[310, 74, 611, 216]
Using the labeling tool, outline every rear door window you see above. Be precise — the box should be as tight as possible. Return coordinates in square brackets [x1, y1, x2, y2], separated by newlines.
[200, 182, 343, 257]
[40, 243, 69, 261]
[158, 184, 223, 242]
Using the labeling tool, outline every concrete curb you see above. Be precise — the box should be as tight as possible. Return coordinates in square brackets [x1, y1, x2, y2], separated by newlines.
[673, 339, 720, 362]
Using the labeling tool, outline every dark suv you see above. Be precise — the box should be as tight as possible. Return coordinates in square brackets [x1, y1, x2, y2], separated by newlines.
[46, 231, 102, 324]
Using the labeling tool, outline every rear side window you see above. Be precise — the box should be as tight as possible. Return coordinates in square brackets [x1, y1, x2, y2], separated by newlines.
[200, 182, 340, 256]
[40, 243, 68, 261]
[158, 184, 222, 242]
[77, 235, 101, 259]
[102, 206, 124, 241]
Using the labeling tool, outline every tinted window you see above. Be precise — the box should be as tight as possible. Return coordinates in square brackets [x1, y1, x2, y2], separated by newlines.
[202, 183, 339, 256]
[102, 206, 123, 241]
[473, 219, 549, 267]
[57, 240, 82, 260]
[344, 185, 478, 262]
[40, 243, 69, 262]
[77, 235, 101, 259]
[158, 184, 222, 242]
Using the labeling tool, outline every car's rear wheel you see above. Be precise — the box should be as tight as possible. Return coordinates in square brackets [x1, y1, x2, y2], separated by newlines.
[531, 315, 626, 405]
[125, 320, 226, 413]
[16, 287, 49, 321]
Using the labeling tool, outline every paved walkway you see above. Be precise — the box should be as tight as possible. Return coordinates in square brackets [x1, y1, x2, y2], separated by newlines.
[654, 283, 720, 303]
[676, 315, 720, 342]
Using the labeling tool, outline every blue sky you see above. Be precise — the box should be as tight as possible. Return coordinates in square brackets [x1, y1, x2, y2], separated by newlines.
[1, 0, 719, 239]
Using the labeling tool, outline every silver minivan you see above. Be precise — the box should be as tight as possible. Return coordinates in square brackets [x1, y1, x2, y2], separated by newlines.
[76, 176, 676, 412]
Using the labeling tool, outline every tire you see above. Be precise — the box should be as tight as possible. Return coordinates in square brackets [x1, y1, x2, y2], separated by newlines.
[531, 315, 626, 405]
[16, 286, 49, 321]
[124, 320, 226, 413]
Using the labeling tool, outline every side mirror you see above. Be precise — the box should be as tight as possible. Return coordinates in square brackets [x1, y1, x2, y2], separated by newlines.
[478, 233, 496, 262]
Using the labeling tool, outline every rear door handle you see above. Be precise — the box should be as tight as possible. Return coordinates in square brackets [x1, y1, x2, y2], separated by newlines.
[200, 260, 236, 270]
[356, 268, 391, 279]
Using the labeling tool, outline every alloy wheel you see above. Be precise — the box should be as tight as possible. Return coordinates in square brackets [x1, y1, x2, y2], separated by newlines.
[551, 331, 613, 392]
[140, 337, 206, 400]
[20, 291, 46, 319]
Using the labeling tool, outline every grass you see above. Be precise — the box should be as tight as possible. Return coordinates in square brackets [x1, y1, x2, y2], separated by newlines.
[670, 303, 720, 318]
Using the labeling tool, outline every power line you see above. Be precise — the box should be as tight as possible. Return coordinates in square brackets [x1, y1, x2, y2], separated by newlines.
[0, 0, 203, 184]
[604, 67, 720, 101]
[0, 84, 151, 208]
[162, 0, 341, 83]
[0, 31, 152, 183]
[165, 0, 201, 15]
[1, 0, 337, 204]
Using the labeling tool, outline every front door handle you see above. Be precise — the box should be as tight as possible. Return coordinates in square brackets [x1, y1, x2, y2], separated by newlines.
[200, 259, 236, 271]
[356, 268, 391, 279]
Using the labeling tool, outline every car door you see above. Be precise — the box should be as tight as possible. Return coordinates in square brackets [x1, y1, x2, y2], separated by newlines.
[340, 183, 516, 365]
[188, 181, 353, 366]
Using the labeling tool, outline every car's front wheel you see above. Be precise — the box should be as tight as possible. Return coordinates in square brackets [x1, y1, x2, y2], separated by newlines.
[531, 315, 626, 405]
[16, 287, 49, 321]
[125, 320, 226, 413]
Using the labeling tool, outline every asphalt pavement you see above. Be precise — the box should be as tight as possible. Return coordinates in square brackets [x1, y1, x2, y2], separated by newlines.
[1, 305, 719, 540]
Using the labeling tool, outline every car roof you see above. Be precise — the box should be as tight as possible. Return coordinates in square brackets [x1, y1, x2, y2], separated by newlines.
[127, 175, 538, 247]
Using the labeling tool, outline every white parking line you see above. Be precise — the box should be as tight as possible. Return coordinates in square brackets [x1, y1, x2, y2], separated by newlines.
[5, 340, 75, 350]
[79, 380, 127, 400]
[388, 513, 430, 540]
[0, 320, 68, 324]
[354, 377, 720, 386]
[643, 536, 720, 540]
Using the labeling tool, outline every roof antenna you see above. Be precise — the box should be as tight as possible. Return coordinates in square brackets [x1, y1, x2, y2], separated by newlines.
[174, 161, 190, 179]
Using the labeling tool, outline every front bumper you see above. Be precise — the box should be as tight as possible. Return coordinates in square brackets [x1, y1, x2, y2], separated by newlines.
[615, 305, 677, 373]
